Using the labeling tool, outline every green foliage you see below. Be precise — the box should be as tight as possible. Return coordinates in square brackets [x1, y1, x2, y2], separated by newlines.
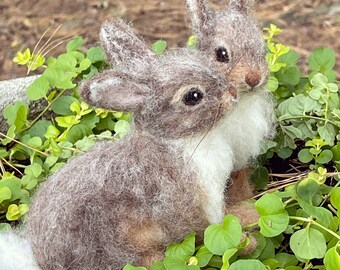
[152, 40, 168, 55]
[256, 24, 339, 186]
[255, 194, 289, 237]
[0, 37, 131, 224]
[204, 215, 242, 255]
[187, 35, 198, 48]
[126, 168, 340, 270]
[125, 25, 340, 270]
[4, 24, 340, 270]
[13, 48, 45, 72]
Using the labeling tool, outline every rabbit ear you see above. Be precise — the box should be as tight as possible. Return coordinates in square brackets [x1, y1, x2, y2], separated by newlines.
[227, 0, 255, 14]
[100, 20, 156, 68]
[185, 0, 211, 37]
[79, 70, 146, 112]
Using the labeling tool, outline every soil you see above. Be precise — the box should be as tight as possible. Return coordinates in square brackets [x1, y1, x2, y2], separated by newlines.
[0, 0, 339, 81]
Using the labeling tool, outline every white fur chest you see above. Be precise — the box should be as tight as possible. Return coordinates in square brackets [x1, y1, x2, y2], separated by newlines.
[175, 121, 234, 224]
[221, 89, 274, 169]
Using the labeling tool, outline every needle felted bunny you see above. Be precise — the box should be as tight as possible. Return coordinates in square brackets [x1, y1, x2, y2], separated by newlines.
[12, 20, 240, 270]
[185, 0, 275, 205]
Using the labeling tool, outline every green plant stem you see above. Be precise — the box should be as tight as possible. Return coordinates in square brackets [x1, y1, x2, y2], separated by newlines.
[303, 262, 313, 270]
[61, 146, 81, 154]
[1, 158, 23, 176]
[321, 87, 330, 122]
[0, 161, 4, 177]
[242, 221, 258, 231]
[289, 216, 340, 241]
[11, 163, 28, 169]
[0, 132, 48, 157]
[328, 204, 338, 215]
[278, 115, 338, 126]
[321, 179, 340, 207]
[21, 88, 69, 133]
[283, 197, 295, 206]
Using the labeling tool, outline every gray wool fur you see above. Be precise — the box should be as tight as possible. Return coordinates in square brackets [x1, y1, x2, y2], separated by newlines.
[185, 0, 275, 170]
[24, 23, 239, 270]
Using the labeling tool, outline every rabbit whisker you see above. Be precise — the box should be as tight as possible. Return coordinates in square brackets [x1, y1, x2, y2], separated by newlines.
[186, 103, 223, 165]
[226, 41, 256, 76]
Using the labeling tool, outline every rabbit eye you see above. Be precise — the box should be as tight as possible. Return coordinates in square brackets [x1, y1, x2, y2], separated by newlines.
[183, 88, 204, 106]
[215, 47, 230, 63]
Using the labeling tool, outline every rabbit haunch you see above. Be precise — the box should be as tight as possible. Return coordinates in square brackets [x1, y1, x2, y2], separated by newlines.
[25, 49, 238, 269]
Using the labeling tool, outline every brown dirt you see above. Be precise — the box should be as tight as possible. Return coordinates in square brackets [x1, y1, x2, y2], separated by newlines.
[0, 0, 339, 81]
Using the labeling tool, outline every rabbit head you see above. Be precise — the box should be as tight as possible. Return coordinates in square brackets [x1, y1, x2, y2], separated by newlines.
[80, 20, 237, 140]
[185, 0, 268, 92]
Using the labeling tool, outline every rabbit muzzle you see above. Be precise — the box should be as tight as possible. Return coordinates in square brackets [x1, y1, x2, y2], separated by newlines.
[221, 86, 238, 108]
[223, 62, 267, 93]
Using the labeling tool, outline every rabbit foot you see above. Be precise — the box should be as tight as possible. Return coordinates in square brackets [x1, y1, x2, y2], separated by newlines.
[225, 201, 259, 227]
[239, 232, 258, 255]
[139, 251, 164, 269]
[226, 202, 260, 254]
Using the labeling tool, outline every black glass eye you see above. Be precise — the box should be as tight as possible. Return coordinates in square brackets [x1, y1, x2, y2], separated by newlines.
[183, 88, 204, 106]
[215, 47, 230, 63]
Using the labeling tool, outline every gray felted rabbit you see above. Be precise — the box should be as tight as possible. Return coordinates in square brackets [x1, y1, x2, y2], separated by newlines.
[0, 20, 240, 270]
[185, 0, 275, 204]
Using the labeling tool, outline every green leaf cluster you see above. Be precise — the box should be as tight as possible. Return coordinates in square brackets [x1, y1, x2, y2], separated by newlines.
[126, 167, 340, 270]
[125, 25, 340, 270]
[255, 24, 339, 188]
[0, 37, 131, 225]
[13, 48, 45, 72]
[125, 216, 267, 270]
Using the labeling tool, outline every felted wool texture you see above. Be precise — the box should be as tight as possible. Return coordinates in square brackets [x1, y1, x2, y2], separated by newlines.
[26, 137, 208, 269]
[176, 119, 235, 224]
[0, 231, 40, 270]
[221, 88, 274, 169]
[25, 44, 238, 269]
[185, 0, 275, 169]
[99, 20, 157, 75]
[186, 0, 267, 74]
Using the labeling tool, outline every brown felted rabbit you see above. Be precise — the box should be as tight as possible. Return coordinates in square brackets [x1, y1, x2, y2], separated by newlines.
[185, 0, 275, 206]
[21, 20, 240, 270]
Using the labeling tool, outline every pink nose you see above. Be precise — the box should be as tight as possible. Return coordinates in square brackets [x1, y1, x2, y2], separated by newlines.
[245, 70, 261, 88]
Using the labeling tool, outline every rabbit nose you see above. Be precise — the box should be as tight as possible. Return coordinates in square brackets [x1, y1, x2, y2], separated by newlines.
[245, 70, 261, 88]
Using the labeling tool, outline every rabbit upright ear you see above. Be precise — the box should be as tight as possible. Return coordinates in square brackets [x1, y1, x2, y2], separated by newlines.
[79, 70, 146, 112]
[227, 0, 256, 14]
[185, 0, 211, 37]
[100, 20, 156, 68]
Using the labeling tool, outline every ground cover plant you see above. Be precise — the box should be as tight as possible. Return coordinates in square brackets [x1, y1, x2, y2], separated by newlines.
[0, 24, 339, 269]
